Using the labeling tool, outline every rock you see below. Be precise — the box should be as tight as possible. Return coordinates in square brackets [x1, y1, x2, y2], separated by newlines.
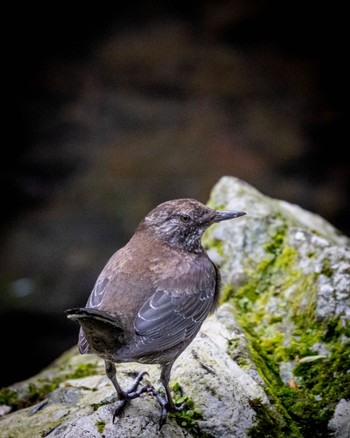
[1, 175, 349, 437]
[204, 176, 350, 437]
[328, 399, 350, 438]
[0, 303, 289, 437]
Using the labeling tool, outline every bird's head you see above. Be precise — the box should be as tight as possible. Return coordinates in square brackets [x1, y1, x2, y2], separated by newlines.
[137, 198, 246, 253]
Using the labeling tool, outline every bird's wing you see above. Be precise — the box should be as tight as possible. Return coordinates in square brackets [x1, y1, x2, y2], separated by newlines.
[118, 272, 217, 359]
[86, 275, 110, 308]
[77, 274, 112, 353]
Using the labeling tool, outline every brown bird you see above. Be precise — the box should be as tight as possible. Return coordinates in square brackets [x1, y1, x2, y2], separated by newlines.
[65, 198, 245, 428]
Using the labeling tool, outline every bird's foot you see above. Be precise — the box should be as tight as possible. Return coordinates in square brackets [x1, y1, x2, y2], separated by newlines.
[125, 370, 149, 393]
[112, 371, 154, 423]
[146, 387, 186, 430]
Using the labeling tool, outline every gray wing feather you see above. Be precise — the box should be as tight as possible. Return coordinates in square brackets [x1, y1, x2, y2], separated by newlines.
[86, 276, 109, 308]
[78, 276, 111, 353]
[120, 281, 215, 357]
[78, 327, 89, 353]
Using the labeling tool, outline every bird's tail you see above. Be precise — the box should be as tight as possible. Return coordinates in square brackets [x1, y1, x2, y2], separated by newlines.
[65, 308, 125, 357]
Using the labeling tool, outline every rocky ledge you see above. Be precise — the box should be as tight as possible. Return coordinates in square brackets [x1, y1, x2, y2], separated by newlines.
[0, 176, 349, 437]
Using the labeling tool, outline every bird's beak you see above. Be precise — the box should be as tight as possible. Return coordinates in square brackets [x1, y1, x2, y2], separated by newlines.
[212, 209, 246, 223]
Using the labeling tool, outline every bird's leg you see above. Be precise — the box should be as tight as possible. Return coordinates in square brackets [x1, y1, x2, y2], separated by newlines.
[104, 360, 152, 422]
[151, 362, 187, 429]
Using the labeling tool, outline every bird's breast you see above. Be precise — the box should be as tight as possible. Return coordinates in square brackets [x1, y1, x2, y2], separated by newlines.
[151, 251, 217, 297]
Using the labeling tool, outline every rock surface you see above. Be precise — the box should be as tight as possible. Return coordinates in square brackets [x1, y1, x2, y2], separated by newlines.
[0, 304, 284, 438]
[1, 176, 349, 437]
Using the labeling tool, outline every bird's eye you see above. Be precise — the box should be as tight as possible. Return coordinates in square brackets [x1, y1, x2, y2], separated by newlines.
[180, 214, 191, 223]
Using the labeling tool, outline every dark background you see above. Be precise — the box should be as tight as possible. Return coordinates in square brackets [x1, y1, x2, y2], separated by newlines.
[1, 1, 348, 388]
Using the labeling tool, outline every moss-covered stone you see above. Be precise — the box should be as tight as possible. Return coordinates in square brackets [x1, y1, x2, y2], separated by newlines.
[217, 219, 350, 437]
[170, 382, 213, 438]
[247, 398, 300, 438]
[95, 419, 106, 433]
[0, 349, 101, 413]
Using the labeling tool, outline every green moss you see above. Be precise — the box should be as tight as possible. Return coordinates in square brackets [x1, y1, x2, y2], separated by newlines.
[64, 362, 99, 380]
[0, 387, 19, 407]
[170, 382, 213, 438]
[320, 257, 333, 278]
[219, 222, 349, 437]
[210, 238, 225, 256]
[248, 398, 300, 438]
[95, 420, 106, 433]
[202, 225, 224, 253]
[275, 324, 350, 436]
[294, 340, 350, 398]
[0, 382, 59, 412]
[0, 360, 100, 413]
[236, 357, 251, 368]
[219, 284, 234, 304]
[0, 387, 18, 405]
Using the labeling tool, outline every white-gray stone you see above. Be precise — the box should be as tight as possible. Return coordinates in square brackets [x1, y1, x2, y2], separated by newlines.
[328, 399, 350, 438]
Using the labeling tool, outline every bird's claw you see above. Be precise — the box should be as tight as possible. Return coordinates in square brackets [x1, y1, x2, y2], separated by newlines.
[126, 370, 149, 392]
[172, 401, 187, 411]
[112, 371, 152, 423]
[112, 399, 128, 423]
[159, 405, 168, 430]
[110, 371, 187, 429]
[158, 400, 187, 429]
[144, 387, 186, 429]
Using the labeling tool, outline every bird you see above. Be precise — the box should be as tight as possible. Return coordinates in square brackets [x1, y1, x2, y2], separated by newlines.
[65, 198, 246, 428]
